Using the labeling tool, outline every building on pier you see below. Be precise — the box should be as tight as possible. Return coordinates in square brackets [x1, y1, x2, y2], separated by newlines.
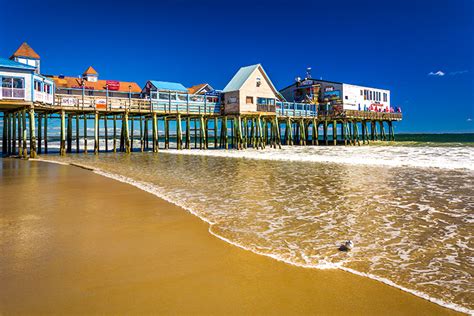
[280, 75, 392, 113]
[10, 42, 41, 74]
[47, 66, 141, 108]
[187, 83, 214, 95]
[142, 80, 221, 113]
[0, 56, 54, 106]
[222, 64, 284, 114]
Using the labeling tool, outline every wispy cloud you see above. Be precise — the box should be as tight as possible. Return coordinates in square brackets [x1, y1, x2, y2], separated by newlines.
[449, 70, 468, 76]
[428, 70, 445, 76]
[467, 118, 473, 122]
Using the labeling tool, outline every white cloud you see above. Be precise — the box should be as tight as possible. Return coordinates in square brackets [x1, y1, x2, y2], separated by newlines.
[449, 70, 468, 76]
[428, 70, 445, 76]
[467, 118, 473, 122]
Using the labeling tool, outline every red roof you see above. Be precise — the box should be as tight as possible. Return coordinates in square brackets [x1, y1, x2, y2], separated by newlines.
[83, 66, 98, 76]
[49, 75, 142, 93]
[10, 42, 40, 59]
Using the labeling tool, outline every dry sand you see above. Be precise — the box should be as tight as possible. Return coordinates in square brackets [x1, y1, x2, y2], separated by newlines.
[0, 159, 460, 315]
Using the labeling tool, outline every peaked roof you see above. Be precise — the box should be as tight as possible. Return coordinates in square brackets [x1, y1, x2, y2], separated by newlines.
[188, 83, 213, 94]
[83, 66, 98, 76]
[0, 57, 36, 71]
[10, 42, 40, 59]
[222, 64, 281, 98]
[149, 80, 188, 92]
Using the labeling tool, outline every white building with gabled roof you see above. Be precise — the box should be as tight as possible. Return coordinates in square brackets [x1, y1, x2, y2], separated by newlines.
[222, 64, 283, 114]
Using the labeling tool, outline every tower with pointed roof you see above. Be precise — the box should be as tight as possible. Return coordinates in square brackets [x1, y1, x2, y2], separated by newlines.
[82, 66, 98, 82]
[10, 42, 41, 73]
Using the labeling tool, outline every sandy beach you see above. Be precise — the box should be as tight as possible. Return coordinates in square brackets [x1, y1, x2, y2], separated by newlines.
[0, 158, 461, 315]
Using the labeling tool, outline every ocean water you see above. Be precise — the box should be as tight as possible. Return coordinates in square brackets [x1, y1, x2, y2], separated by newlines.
[42, 143, 474, 314]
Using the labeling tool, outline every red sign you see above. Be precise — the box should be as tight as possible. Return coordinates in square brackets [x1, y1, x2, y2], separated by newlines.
[106, 80, 120, 91]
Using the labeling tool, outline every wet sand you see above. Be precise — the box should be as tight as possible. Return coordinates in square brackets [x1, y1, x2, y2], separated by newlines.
[0, 159, 460, 315]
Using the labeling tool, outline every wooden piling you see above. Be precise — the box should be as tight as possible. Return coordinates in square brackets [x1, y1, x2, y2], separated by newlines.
[113, 115, 117, 153]
[83, 113, 88, 154]
[333, 120, 337, 145]
[44, 114, 48, 154]
[21, 109, 27, 158]
[60, 110, 66, 156]
[36, 113, 41, 155]
[94, 111, 99, 155]
[104, 115, 109, 152]
[124, 111, 131, 153]
[67, 114, 72, 153]
[177, 114, 183, 150]
[152, 113, 158, 153]
[75, 114, 80, 153]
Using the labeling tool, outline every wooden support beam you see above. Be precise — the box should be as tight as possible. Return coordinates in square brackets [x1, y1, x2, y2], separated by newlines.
[76, 114, 80, 153]
[200, 115, 206, 150]
[214, 117, 218, 149]
[324, 120, 328, 145]
[130, 115, 134, 152]
[223, 116, 228, 149]
[124, 111, 131, 153]
[275, 117, 282, 149]
[185, 116, 191, 149]
[177, 114, 183, 150]
[364, 121, 370, 144]
[94, 112, 99, 155]
[152, 113, 158, 153]
[354, 121, 360, 146]
[104, 115, 109, 152]
[44, 114, 48, 154]
[300, 119, 306, 146]
[83, 113, 88, 154]
[164, 117, 169, 149]
[21, 109, 27, 158]
[113, 115, 117, 153]
[1, 112, 6, 156]
[67, 114, 72, 153]
[60, 110, 66, 156]
[144, 116, 148, 150]
[313, 119, 318, 146]
[204, 117, 209, 149]
[333, 120, 337, 146]
[7, 113, 11, 155]
[139, 115, 144, 152]
[29, 108, 37, 158]
[36, 113, 41, 155]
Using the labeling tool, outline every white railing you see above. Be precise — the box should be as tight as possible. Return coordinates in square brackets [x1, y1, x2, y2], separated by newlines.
[33, 91, 54, 104]
[1, 88, 25, 100]
[34, 90, 44, 103]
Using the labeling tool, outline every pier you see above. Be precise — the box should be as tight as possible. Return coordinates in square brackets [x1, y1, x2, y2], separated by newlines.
[0, 43, 402, 158]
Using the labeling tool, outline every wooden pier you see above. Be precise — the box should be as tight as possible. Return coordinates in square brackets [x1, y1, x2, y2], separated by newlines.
[0, 95, 402, 158]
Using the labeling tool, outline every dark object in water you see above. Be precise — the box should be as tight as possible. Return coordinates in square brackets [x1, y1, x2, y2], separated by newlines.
[339, 240, 354, 252]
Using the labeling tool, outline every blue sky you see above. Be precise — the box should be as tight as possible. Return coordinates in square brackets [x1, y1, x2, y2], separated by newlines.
[0, 0, 472, 133]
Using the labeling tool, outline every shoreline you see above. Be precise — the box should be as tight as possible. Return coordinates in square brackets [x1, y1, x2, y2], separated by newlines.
[0, 158, 465, 315]
[57, 159, 471, 315]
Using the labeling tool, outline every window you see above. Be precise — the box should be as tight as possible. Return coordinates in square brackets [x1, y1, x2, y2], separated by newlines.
[256, 77, 261, 87]
[2, 77, 24, 89]
[44, 84, 51, 94]
[34, 81, 42, 91]
[360, 90, 363, 96]
[257, 98, 275, 105]
[345, 96, 348, 100]
[383, 93, 387, 102]
[151, 92, 157, 99]
[246, 96, 253, 104]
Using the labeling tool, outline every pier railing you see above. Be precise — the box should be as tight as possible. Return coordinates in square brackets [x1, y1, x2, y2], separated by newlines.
[276, 101, 317, 117]
[319, 109, 402, 121]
